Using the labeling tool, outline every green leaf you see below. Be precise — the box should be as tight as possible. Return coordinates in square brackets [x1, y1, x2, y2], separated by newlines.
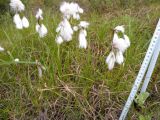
[135, 92, 150, 107]
[139, 114, 151, 120]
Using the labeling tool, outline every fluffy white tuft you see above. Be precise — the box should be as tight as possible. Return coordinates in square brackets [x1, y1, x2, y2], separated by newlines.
[73, 13, 80, 20]
[79, 21, 89, 28]
[114, 25, 125, 33]
[36, 24, 48, 38]
[106, 51, 116, 70]
[60, 2, 83, 20]
[78, 29, 87, 49]
[60, 2, 71, 17]
[36, 23, 40, 32]
[58, 19, 73, 41]
[14, 58, 20, 62]
[123, 34, 131, 48]
[0, 46, 4, 52]
[115, 51, 124, 64]
[39, 24, 48, 38]
[112, 33, 128, 53]
[73, 26, 79, 31]
[36, 8, 43, 20]
[13, 14, 23, 29]
[78, 7, 83, 14]
[10, 0, 25, 12]
[22, 16, 29, 28]
[56, 36, 64, 45]
[56, 24, 62, 33]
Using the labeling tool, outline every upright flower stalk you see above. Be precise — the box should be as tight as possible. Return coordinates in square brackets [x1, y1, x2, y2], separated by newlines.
[55, 1, 89, 49]
[10, 0, 29, 29]
[106, 25, 131, 70]
[35, 8, 48, 38]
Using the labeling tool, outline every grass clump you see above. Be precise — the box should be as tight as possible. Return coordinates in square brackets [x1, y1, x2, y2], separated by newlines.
[0, 1, 160, 120]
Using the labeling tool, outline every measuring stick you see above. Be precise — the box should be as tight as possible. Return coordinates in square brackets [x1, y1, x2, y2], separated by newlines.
[141, 34, 160, 93]
[119, 19, 160, 120]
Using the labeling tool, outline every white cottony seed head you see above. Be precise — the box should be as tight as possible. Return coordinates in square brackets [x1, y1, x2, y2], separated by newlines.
[36, 8, 43, 20]
[14, 58, 19, 62]
[13, 14, 23, 29]
[112, 32, 130, 53]
[0, 46, 4, 52]
[123, 34, 131, 48]
[36, 23, 48, 38]
[56, 24, 62, 33]
[56, 36, 64, 45]
[114, 25, 125, 33]
[60, 2, 83, 20]
[39, 24, 48, 38]
[79, 29, 87, 49]
[116, 51, 124, 65]
[79, 21, 89, 29]
[73, 13, 80, 20]
[58, 18, 73, 41]
[106, 51, 116, 70]
[106, 25, 131, 70]
[113, 37, 128, 53]
[73, 26, 79, 31]
[10, 0, 25, 12]
[22, 16, 29, 28]
[36, 23, 40, 32]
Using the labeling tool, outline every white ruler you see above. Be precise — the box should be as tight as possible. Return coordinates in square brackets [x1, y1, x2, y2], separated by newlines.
[119, 19, 160, 120]
[141, 33, 160, 93]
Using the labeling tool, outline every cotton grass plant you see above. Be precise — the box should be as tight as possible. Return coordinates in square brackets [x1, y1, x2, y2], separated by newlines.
[1, 1, 160, 119]
[10, 0, 29, 29]
[60, 2, 84, 20]
[106, 25, 131, 70]
[35, 8, 48, 38]
[56, 18, 74, 43]
[55, 1, 89, 49]
[78, 21, 90, 49]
